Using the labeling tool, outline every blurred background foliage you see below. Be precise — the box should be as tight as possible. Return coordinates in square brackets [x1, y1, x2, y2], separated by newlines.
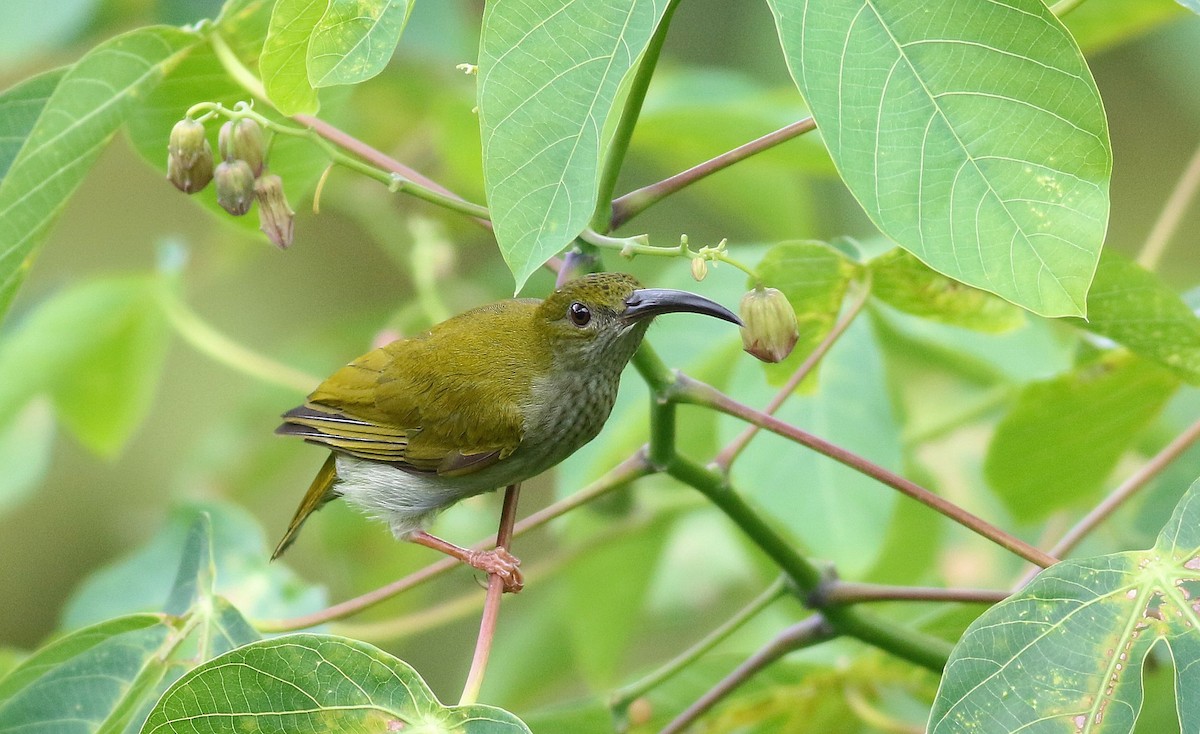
[0, 0, 1199, 729]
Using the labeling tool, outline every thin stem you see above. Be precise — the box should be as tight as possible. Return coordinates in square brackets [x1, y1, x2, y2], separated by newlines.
[580, 230, 759, 280]
[591, 0, 683, 233]
[672, 375, 1059, 569]
[658, 616, 835, 734]
[1011, 415, 1200, 590]
[611, 117, 816, 229]
[820, 582, 1009, 606]
[667, 456, 952, 671]
[713, 277, 872, 472]
[254, 450, 651, 632]
[611, 578, 789, 715]
[901, 385, 1012, 447]
[460, 483, 522, 706]
[208, 32, 268, 101]
[1137, 138, 1200, 271]
[1049, 0, 1089, 17]
[160, 291, 318, 393]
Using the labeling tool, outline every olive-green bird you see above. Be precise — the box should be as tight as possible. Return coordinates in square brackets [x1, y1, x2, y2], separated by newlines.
[273, 272, 740, 591]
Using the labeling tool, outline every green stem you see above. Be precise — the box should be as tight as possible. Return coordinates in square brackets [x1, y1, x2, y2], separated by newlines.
[821, 582, 1009, 606]
[590, 0, 683, 233]
[610, 577, 788, 716]
[579, 230, 759, 280]
[208, 32, 268, 102]
[901, 385, 1013, 447]
[1049, 0, 1089, 16]
[667, 456, 951, 670]
[1137, 137, 1200, 271]
[160, 291, 318, 394]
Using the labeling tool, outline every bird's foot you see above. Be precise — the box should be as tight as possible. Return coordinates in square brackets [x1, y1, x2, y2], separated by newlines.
[466, 548, 524, 593]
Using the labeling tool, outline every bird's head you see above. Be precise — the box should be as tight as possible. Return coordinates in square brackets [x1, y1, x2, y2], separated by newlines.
[536, 272, 741, 370]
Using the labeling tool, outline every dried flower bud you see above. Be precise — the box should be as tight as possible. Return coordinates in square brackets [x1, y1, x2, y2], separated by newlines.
[739, 286, 799, 363]
[254, 173, 294, 249]
[166, 118, 213, 193]
[690, 257, 708, 282]
[218, 118, 265, 175]
[214, 159, 256, 216]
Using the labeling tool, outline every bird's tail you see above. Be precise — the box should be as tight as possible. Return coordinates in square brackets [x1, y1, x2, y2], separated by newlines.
[271, 453, 340, 560]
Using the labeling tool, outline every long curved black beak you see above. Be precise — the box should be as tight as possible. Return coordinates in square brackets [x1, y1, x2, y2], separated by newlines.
[622, 288, 742, 326]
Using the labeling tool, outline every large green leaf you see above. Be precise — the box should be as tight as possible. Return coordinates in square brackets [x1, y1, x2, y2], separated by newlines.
[0, 68, 66, 183]
[0, 277, 170, 458]
[767, 0, 1111, 317]
[1071, 251, 1200, 384]
[478, 0, 672, 287]
[0, 615, 176, 734]
[0, 27, 199, 322]
[930, 473, 1200, 732]
[141, 634, 531, 733]
[307, 0, 412, 87]
[260, 0, 327, 115]
[985, 353, 1179, 522]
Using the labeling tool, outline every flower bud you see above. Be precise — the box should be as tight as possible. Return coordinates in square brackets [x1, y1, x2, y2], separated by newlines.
[739, 286, 799, 363]
[218, 118, 266, 176]
[690, 257, 708, 282]
[166, 118, 214, 193]
[254, 173, 294, 249]
[214, 159, 256, 216]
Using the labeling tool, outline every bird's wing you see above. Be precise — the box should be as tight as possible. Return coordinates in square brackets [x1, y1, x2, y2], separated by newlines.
[277, 326, 527, 476]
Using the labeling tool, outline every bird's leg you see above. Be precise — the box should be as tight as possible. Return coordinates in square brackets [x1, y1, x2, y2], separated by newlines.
[409, 530, 524, 593]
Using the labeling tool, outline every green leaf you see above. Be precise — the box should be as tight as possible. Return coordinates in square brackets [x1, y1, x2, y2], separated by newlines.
[478, 0, 672, 287]
[62, 500, 325, 630]
[1071, 251, 1200, 384]
[0, 68, 66, 183]
[307, 0, 412, 87]
[1177, 0, 1200, 14]
[985, 353, 1179, 521]
[1063, 0, 1186, 53]
[930, 472, 1200, 732]
[141, 634, 532, 733]
[869, 248, 1025, 333]
[768, 0, 1111, 317]
[753, 240, 858, 386]
[0, 277, 170, 458]
[260, 0, 327, 115]
[0, 400, 54, 517]
[0, 614, 175, 734]
[0, 26, 200, 321]
[726, 317, 899, 576]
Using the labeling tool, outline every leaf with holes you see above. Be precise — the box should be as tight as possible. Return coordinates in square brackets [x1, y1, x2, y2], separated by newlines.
[260, 0, 327, 115]
[307, 0, 411, 87]
[930, 473, 1200, 732]
[768, 0, 1111, 317]
[478, 0, 673, 288]
[141, 634, 531, 733]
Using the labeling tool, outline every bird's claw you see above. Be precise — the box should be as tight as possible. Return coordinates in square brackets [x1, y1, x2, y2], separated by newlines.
[467, 548, 524, 593]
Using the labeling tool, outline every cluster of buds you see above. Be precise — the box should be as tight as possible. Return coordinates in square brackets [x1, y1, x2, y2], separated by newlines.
[739, 286, 799, 363]
[166, 115, 294, 248]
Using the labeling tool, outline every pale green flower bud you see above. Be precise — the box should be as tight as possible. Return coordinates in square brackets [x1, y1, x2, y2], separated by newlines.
[166, 118, 213, 193]
[739, 286, 799, 363]
[690, 257, 708, 282]
[214, 159, 256, 216]
[218, 118, 265, 176]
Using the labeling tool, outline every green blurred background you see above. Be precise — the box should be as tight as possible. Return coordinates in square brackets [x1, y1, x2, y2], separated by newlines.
[1, 0, 1198, 720]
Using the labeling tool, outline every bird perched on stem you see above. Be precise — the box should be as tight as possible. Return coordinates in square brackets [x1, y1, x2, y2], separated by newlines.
[273, 272, 740, 592]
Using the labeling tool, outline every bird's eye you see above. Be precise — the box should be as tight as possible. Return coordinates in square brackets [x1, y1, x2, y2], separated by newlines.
[568, 301, 592, 327]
